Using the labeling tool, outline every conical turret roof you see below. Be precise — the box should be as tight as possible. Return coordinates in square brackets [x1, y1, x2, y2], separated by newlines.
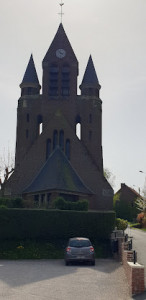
[81, 55, 99, 86]
[21, 54, 40, 85]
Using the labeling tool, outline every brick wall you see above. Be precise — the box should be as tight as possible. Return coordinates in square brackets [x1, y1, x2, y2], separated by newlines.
[118, 238, 145, 295]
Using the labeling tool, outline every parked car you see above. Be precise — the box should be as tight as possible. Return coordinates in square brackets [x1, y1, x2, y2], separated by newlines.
[65, 237, 95, 265]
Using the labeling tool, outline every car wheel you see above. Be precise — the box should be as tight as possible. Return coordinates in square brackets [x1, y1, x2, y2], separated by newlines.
[65, 260, 69, 266]
[91, 260, 95, 266]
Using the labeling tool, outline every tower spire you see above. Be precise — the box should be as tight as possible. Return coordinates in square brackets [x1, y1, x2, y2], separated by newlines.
[58, 0, 64, 23]
[20, 54, 41, 96]
[80, 55, 101, 97]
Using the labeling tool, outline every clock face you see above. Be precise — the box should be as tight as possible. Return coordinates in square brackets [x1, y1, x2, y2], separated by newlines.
[56, 49, 66, 59]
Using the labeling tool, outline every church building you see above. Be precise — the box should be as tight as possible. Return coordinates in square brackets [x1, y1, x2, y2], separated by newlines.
[3, 23, 113, 210]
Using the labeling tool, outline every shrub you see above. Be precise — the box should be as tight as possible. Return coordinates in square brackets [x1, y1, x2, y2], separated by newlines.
[143, 214, 146, 228]
[0, 197, 23, 208]
[0, 205, 8, 209]
[77, 199, 88, 211]
[137, 212, 146, 228]
[12, 198, 23, 208]
[54, 197, 66, 210]
[115, 218, 128, 231]
[54, 197, 88, 211]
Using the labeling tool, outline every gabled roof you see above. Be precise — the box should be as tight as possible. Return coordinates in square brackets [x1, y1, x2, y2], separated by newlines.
[81, 55, 99, 86]
[21, 54, 40, 85]
[115, 183, 141, 198]
[23, 146, 93, 195]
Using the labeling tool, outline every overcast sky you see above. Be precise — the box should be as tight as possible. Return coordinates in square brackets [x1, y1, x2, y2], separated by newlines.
[0, 0, 146, 193]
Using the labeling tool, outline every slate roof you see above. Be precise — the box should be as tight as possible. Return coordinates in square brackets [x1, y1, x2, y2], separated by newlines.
[21, 54, 40, 85]
[43, 23, 78, 66]
[23, 147, 93, 195]
[81, 55, 99, 85]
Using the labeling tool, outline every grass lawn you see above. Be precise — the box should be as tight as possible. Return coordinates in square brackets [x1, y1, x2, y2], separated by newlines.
[0, 239, 112, 259]
[128, 222, 146, 231]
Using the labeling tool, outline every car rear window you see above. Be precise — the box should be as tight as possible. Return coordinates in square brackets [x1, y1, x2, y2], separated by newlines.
[69, 239, 91, 248]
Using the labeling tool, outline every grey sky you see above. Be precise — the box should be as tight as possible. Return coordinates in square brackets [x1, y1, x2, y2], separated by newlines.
[0, 0, 146, 193]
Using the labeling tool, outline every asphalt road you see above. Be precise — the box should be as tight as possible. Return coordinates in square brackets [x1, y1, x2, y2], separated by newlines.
[126, 227, 146, 287]
[0, 259, 132, 300]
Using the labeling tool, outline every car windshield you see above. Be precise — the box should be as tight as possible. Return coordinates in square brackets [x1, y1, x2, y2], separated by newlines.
[69, 239, 91, 248]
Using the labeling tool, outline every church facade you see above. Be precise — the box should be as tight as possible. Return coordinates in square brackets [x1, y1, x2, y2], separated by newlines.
[3, 23, 113, 210]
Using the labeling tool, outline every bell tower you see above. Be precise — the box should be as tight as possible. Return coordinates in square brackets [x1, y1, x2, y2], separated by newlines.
[3, 21, 113, 211]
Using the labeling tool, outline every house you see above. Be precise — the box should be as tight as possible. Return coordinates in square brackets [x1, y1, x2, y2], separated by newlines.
[114, 183, 141, 220]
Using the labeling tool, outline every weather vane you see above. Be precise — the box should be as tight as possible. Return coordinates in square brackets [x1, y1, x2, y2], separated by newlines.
[59, 0, 64, 23]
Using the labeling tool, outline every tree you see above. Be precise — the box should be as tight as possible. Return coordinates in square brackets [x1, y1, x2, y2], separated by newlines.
[135, 197, 146, 213]
[135, 178, 146, 213]
[0, 148, 14, 189]
[104, 167, 115, 188]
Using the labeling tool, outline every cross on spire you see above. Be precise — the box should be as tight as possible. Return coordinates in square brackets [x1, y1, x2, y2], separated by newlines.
[58, 0, 64, 23]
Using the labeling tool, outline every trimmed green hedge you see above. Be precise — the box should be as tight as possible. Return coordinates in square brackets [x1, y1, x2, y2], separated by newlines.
[0, 209, 115, 241]
[54, 197, 88, 211]
[0, 197, 23, 208]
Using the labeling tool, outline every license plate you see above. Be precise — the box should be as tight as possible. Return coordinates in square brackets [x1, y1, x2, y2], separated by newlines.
[77, 256, 85, 259]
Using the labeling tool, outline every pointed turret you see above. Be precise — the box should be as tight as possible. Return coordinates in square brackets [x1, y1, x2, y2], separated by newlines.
[20, 54, 41, 96]
[80, 55, 101, 97]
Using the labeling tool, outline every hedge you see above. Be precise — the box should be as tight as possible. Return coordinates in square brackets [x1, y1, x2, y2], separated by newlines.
[0, 209, 115, 241]
[0, 197, 23, 208]
[54, 197, 88, 211]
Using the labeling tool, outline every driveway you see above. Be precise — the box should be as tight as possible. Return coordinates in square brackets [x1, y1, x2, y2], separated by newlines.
[0, 259, 132, 300]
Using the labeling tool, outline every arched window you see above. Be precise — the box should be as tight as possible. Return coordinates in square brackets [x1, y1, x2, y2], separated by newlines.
[61, 64, 70, 96]
[37, 115, 43, 135]
[49, 64, 58, 96]
[26, 113, 30, 122]
[53, 130, 58, 149]
[75, 115, 81, 140]
[89, 114, 92, 123]
[59, 130, 64, 151]
[26, 129, 29, 139]
[46, 139, 51, 159]
[65, 139, 70, 160]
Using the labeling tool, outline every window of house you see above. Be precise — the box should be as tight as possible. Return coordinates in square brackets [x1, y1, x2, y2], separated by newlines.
[27, 87, 32, 95]
[53, 130, 58, 149]
[26, 113, 30, 122]
[65, 139, 70, 160]
[75, 115, 81, 140]
[37, 115, 43, 135]
[26, 129, 29, 139]
[49, 64, 58, 96]
[46, 139, 51, 159]
[41, 194, 45, 205]
[61, 65, 70, 96]
[59, 130, 64, 151]
[34, 195, 39, 208]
